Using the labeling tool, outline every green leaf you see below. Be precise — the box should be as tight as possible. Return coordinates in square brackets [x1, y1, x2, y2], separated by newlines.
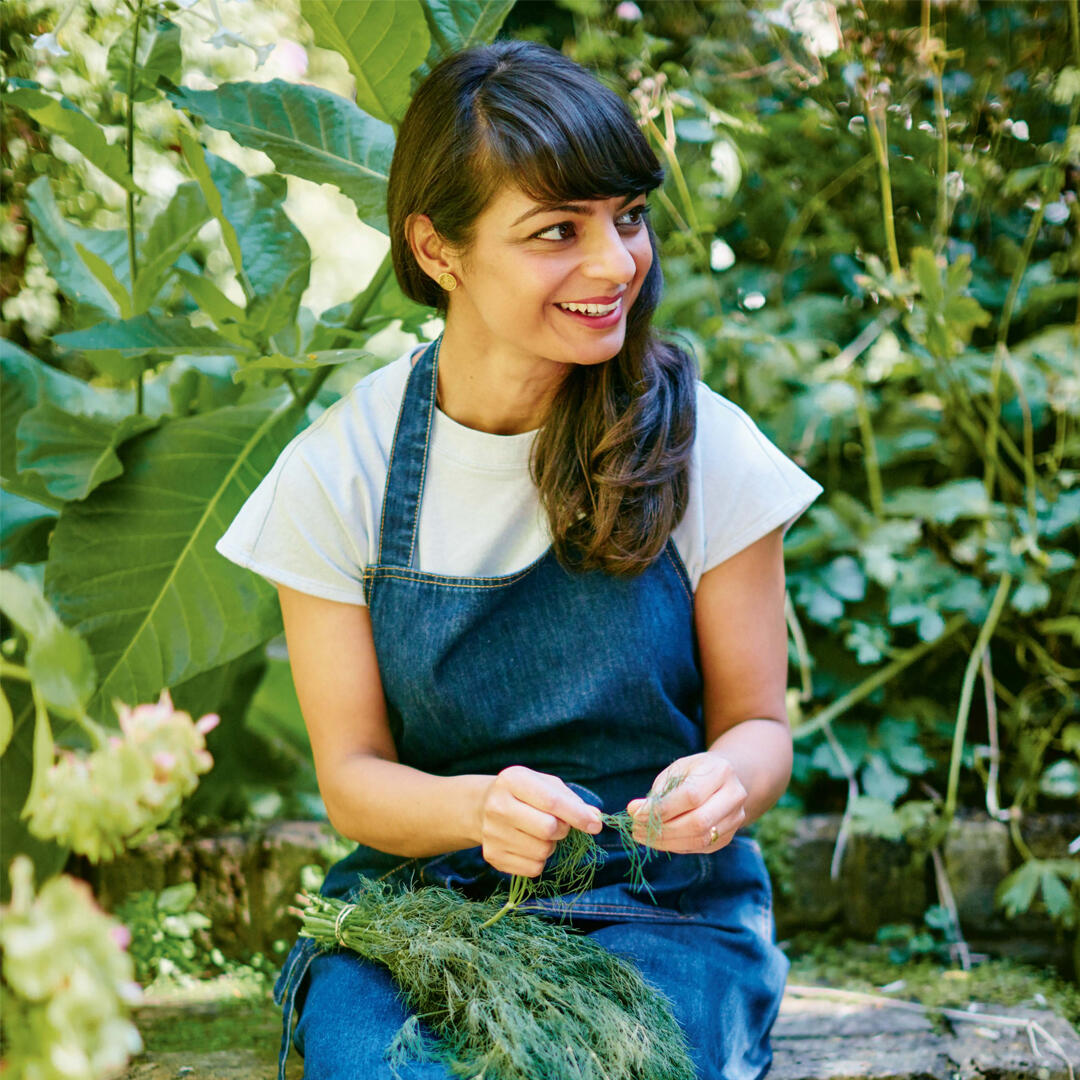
[844, 621, 889, 664]
[0, 681, 68, 901]
[133, 181, 212, 313]
[1038, 759, 1080, 799]
[236, 348, 373, 381]
[860, 752, 908, 803]
[1039, 868, 1075, 923]
[420, 0, 514, 63]
[107, 14, 183, 103]
[43, 396, 305, 720]
[821, 555, 866, 602]
[168, 80, 394, 233]
[74, 242, 132, 318]
[203, 152, 311, 336]
[0, 685, 11, 757]
[157, 881, 198, 914]
[0, 571, 95, 720]
[0, 569, 56, 640]
[2, 340, 155, 505]
[0, 490, 57, 568]
[24, 177, 126, 317]
[904, 248, 991, 360]
[178, 128, 246, 285]
[301, 0, 429, 125]
[5, 80, 139, 192]
[26, 621, 96, 720]
[174, 268, 246, 328]
[54, 313, 250, 360]
[1011, 578, 1051, 615]
[885, 479, 997, 524]
[878, 719, 934, 775]
[848, 795, 903, 840]
[15, 403, 159, 502]
[996, 861, 1041, 917]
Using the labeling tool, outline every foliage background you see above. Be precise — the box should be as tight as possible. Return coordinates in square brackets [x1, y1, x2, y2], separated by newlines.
[1, 0, 1078, 993]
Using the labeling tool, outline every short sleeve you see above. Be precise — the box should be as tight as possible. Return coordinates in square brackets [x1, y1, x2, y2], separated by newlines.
[215, 409, 370, 606]
[697, 385, 823, 574]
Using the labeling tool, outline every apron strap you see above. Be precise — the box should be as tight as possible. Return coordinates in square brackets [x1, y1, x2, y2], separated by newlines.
[375, 335, 442, 569]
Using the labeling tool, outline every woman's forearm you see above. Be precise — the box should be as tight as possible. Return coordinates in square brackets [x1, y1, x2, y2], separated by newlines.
[707, 718, 793, 827]
[322, 754, 493, 857]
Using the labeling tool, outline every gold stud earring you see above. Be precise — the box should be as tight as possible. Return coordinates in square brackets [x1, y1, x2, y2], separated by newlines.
[436, 271, 457, 292]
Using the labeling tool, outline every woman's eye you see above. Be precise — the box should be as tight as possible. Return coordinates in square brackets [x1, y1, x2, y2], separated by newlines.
[617, 204, 650, 227]
[533, 222, 575, 241]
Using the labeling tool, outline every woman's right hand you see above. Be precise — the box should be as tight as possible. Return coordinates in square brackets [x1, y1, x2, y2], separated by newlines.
[477, 765, 604, 877]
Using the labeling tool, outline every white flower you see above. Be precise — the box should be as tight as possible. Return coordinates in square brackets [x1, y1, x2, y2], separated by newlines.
[710, 238, 736, 272]
[31, 32, 69, 57]
[709, 139, 742, 199]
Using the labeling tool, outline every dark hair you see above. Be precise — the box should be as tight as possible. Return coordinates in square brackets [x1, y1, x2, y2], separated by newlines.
[388, 40, 697, 577]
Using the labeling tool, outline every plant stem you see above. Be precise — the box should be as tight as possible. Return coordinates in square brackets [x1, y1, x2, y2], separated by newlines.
[851, 374, 884, 516]
[0, 660, 31, 681]
[794, 615, 966, 740]
[297, 254, 395, 411]
[985, 180, 1055, 506]
[863, 95, 901, 277]
[126, 0, 145, 416]
[773, 154, 875, 293]
[943, 573, 1013, 825]
[923, 0, 950, 254]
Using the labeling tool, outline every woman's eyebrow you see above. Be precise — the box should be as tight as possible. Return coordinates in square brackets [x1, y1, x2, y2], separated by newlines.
[511, 194, 643, 228]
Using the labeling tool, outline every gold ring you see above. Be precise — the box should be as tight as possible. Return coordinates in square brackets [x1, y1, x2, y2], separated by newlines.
[708, 825, 719, 846]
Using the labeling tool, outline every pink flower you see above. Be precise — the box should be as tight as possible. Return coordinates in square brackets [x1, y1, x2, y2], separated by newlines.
[111, 924, 132, 950]
[616, 2, 643, 21]
[152, 752, 176, 776]
[195, 713, 220, 736]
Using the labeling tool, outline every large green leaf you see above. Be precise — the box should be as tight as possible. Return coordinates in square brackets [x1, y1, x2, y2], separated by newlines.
[301, 0, 429, 125]
[168, 80, 394, 233]
[107, 14, 183, 102]
[5, 80, 138, 192]
[133, 181, 212, 313]
[203, 152, 311, 338]
[25, 177, 127, 317]
[15, 403, 159, 502]
[54, 313, 251, 365]
[421, 0, 515, 63]
[44, 395, 305, 720]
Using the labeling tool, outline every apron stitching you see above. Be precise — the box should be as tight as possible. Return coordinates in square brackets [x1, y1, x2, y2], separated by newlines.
[405, 337, 439, 570]
[664, 543, 694, 608]
[374, 345, 423, 568]
[362, 568, 542, 589]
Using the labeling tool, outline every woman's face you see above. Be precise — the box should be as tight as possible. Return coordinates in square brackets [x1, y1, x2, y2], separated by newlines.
[446, 184, 654, 369]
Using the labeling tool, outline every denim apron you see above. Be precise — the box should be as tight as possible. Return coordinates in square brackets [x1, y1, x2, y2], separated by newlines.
[272, 337, 788, 1080]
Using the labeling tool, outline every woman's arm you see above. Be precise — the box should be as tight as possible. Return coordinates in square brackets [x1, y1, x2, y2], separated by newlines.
[628, 525, 793, 849]
[276, 584, 602, 873]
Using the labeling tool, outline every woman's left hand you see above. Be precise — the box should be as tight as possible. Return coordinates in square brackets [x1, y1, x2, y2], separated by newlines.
[625, 752, 747, 853]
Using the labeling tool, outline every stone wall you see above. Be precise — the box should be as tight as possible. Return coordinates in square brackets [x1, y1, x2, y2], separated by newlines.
[81, 813, 1078, 973]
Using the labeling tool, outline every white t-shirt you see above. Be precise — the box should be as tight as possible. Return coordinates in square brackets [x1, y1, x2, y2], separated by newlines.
[215, 348, 823, 604]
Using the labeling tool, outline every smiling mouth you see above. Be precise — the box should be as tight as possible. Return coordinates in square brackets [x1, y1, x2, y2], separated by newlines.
[555, 298, 621, 317]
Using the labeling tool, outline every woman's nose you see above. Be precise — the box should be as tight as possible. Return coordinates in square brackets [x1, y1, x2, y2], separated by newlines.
[582, 222, 637, 284]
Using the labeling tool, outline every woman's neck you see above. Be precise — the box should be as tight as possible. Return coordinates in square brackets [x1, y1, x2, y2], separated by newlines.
[435, 322, 567, 436]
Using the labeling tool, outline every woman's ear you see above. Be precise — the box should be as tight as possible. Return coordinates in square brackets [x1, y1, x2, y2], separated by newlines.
[406, 213, 458, 287]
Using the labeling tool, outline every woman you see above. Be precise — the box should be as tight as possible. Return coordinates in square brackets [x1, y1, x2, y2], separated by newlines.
[217, 39, 821, 1080]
